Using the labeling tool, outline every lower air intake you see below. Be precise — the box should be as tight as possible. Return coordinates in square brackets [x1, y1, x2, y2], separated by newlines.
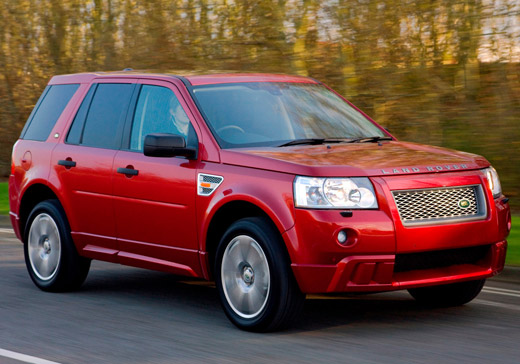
[394, 244, 490, 273]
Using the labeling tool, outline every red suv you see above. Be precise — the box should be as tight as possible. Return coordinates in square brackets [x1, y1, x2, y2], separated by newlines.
[9, 72, 511, 331]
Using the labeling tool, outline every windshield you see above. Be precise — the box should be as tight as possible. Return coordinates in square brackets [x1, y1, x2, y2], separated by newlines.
[191, 82, 386, 148]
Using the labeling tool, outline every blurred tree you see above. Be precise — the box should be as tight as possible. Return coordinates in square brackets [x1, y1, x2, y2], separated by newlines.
[0, 0, 518, 209]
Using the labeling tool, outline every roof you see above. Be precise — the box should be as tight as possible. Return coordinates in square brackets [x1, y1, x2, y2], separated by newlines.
[48, 71, 318, 86]
[184, 73, 317, 86]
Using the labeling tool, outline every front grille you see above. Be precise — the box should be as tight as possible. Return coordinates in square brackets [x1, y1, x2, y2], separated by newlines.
[394, 245, 490, 273]
[392, 185, 487, 226]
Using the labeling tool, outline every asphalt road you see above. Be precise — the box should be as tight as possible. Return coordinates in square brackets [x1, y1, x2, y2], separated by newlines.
[1, 222, 519, 364]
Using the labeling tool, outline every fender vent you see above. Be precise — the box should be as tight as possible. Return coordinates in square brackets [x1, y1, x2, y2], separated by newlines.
[198, 173, 224, 196]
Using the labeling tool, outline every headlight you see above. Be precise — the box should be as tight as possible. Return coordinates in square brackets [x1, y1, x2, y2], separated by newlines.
[483, 167, 502, 198]
[294, 176, 378, 209]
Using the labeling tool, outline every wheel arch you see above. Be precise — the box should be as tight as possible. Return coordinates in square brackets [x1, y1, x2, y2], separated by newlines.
[18, 182, 62, 239]
[202, 198, 294, 279]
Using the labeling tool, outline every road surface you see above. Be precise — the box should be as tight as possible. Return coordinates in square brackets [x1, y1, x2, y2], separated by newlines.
[1, 224, 519, 364]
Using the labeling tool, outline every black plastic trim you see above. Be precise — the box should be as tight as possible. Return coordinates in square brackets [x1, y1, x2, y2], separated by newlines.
[57, 160, 76, 168]
[117, 167, 139, 176]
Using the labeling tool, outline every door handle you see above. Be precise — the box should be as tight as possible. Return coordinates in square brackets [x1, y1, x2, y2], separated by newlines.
[117, 167, 139, 176]
[57, 159, 76, 168]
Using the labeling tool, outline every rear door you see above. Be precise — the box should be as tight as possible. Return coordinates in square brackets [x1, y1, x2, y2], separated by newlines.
[50, 80, 136, 261]
[112, 79, 201, 276]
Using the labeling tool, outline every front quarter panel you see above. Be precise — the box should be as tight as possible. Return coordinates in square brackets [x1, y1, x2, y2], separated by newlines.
[197, 163, 296, 256]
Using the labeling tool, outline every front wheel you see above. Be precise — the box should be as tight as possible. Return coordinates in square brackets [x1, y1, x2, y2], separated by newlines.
[408, 279, 485, 307]
[215, 217, 305, 332]
[24, 200, 91, 292]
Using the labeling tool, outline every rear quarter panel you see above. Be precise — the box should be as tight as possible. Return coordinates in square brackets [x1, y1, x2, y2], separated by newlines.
[10, 82, 90, 237]
[9, 140, 56, 239]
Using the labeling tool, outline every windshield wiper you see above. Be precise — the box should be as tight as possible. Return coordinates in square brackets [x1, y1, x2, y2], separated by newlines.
[345, 136, 393, 143]
[278, 138, 348, 147]
[278, 137, 391, 147]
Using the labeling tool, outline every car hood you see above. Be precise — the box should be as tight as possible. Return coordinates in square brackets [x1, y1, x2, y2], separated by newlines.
[219, 141, 490, 177]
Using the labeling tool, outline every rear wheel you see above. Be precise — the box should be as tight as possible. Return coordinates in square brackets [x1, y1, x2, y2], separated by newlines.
[408, 279, 485, 307]
[215, 217, 305, 332]
[24, 200, 91, 292]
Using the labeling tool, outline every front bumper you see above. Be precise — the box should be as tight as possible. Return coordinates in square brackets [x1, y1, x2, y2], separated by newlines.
[291, 240, 506, 293]
[285, 171, 510, 294]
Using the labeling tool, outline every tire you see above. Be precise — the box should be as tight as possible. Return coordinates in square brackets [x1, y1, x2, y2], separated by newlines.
[24, 200, 91, 292]
[408, 279, 485, 307]
[215, 217, 305, 332]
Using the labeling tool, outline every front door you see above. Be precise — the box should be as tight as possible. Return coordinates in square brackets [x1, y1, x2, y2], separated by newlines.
[112, 80, 201, 276]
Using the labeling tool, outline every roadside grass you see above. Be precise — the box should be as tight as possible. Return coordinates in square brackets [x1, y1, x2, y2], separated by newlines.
[0, 182, 8, 215]
[0, 181, 518, 265]
[506, 215, 520, 267]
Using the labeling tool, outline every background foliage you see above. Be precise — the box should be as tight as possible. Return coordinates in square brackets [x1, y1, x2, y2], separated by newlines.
[0, 0, 519, 210]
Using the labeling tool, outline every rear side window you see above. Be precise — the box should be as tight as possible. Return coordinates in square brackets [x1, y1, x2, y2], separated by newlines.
[22, 84, 79, 141]
[66, 84, 96, 145]
[67, 83, 134, 149]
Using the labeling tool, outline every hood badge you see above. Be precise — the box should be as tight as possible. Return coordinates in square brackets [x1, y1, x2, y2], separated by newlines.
[458, 199, 471, 209]
[381, 164, 468, 174]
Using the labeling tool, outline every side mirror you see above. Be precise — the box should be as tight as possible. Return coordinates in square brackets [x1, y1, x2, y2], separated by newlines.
[143, 133, 196, 159]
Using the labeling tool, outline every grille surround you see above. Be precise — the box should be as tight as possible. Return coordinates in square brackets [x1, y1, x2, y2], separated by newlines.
[392, 185, 487, 226]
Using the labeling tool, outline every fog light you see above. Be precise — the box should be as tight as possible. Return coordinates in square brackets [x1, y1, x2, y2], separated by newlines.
[337, 230, 347, 244]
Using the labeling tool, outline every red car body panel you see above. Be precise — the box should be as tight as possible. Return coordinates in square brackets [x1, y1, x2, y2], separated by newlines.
[10, 140, 56, 240]
[9, 72, 511, 295]
[112, 149, 201, 277]
[51, 144, 118, 255]
[220, 142, 489, 177]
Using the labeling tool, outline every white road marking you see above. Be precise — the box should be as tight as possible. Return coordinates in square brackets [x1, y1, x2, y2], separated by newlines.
[0, 348, 61, 364]
[482, 287, 520, 298]
[475, 299, 520, 311]
[0, 228, 14, 234]
[484, 286, 520, 294]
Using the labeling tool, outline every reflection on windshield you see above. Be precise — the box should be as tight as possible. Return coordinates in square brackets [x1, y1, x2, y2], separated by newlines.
[192, 82, 386, 148]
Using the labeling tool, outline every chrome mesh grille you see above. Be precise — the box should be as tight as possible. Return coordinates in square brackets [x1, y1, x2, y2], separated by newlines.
[201, 175, 222, 184]
[392, 185, 486, 226]
[201, 187, 213, 195]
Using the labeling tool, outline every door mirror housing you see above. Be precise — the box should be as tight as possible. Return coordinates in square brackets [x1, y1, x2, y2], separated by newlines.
[143, 133, 196, 159]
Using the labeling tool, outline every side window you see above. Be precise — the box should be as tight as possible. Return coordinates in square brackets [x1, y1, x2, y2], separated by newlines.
[79, 83, 134, 149]
[129, 85, 197, 151]
[66, 83, 133, 148]
[22, 84, 79, 141]
[66, 84, 96, 145]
